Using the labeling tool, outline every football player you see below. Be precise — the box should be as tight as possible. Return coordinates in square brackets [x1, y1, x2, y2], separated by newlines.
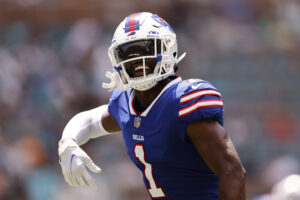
[58, 12, 246, 200]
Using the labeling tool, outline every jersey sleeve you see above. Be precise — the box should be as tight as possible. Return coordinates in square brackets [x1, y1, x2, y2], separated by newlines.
[178, 80, 224, 126]
[108, 88, 123, 126]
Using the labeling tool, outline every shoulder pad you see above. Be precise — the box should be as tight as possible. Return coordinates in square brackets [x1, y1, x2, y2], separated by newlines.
[110, 88, 131, 101]
[176, 79, 223, 124]
[176, 79, 219, 98]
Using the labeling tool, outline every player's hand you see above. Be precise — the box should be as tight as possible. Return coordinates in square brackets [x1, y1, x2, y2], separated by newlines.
[58, 138, 101, 192]
[102, 71, 129, 92]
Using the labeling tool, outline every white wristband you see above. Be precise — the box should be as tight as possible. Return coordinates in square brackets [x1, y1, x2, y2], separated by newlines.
[61, 105, 112, 146]
[58, 138, 78, 157]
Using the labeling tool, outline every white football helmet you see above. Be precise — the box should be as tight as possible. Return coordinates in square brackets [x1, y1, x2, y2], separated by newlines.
[108, 12, 186, 91]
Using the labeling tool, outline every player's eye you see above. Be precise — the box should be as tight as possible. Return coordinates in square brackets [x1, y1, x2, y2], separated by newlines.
[114, 39, 161, 64]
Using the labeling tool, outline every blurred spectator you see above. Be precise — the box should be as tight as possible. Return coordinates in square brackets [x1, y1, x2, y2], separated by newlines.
[253, 174, 300, 200]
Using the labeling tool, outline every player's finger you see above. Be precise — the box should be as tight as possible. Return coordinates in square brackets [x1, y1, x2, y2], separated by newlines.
[63, 172, 73, 186]
[75, 174, 88, 188]
[68, 176, 76, 186]
[82, 169, 99, 192]
[105, 71, 113, 79]
[102, 82, 112, 89]
[65, 172, 77, 186]
[84, 157, 101, 174]
[70, 174, 80, 186]
[74, 176, 81, 186]
[81, 172, 90, 188]
[81, 170, 96, 190]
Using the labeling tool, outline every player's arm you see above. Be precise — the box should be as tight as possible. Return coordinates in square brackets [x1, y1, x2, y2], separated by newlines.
[186, 119, 246, 200]
[59, 105, 120, 145]
[101, 106, 121, 133]
[58, 105, 121, 191]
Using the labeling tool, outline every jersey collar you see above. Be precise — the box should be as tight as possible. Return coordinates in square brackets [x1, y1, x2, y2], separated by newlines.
[129, 77, 182, 116]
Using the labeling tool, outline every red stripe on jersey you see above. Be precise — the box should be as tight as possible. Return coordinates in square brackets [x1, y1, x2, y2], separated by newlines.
[180, 89, 221, 104]
[179, 100, 223, 117]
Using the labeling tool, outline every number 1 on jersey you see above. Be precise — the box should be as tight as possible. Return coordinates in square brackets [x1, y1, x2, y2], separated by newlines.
[134, 144, 166, 198]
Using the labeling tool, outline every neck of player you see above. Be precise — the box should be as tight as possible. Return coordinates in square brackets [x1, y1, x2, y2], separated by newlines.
[134, 78, 172, 108]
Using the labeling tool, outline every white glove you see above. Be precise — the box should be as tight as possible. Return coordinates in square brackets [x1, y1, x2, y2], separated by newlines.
[102, 71, 130, 92]
[58, 139, 101, 192]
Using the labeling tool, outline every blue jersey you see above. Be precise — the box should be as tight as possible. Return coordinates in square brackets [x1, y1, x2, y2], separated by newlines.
[108, 77, 224, 200]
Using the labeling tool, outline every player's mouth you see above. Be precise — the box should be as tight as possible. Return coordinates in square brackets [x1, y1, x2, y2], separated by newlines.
[133, 65, 150, 77]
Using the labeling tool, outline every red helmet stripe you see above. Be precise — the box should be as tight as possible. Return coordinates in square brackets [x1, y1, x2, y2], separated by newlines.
[128, 13, 138, 32]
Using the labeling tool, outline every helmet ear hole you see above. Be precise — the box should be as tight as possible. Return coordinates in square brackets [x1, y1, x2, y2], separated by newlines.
[173, 52, 177, 58]
[174, 63, 178, 72]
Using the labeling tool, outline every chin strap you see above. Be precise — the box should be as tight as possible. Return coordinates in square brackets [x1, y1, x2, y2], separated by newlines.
[174, 52, 186, 72]
[177, 52, 186, 64]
